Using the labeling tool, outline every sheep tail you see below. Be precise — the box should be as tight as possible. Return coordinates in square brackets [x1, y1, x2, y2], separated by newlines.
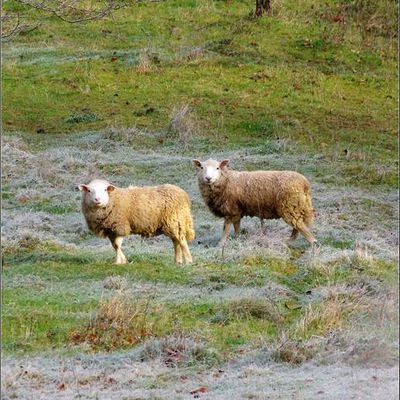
[303, 192, 314, 227]
[185, 212, 195, 241]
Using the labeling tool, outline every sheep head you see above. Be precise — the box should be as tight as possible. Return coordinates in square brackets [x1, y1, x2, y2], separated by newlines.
[79, 179, 115, 208]
[192, 159, 229, 185]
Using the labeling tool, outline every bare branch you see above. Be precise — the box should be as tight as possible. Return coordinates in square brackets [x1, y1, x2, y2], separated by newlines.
[1, 0, 166, 40]
[1, 11, 39, 39]
[15, 0, 128, 23]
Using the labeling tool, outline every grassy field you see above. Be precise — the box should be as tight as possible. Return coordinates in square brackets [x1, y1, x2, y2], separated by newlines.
[1, 0, 399, 398]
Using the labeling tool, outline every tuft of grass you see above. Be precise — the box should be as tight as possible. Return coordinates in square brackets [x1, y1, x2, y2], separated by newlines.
[70, 294, 162, 351]
[271, 337, 316, 365]
[343, 336, 398, 367]
[294, 292, 364, 340]
[166, 104, 201, 149]
[135, 49, 160, 74]
[227, 297, 283, 323]
[30, 200, 76, 214]
[267, 285, 376, 365]
[65, 110, 102, 124]
[322, 236, 354, 250]
[138, 334, 220, 367]
[102, 275, 129, 290]
[338, 0, 398, 39]
[2, 236, 66, 255]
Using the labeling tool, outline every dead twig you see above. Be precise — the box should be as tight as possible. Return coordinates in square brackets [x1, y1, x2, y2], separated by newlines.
[2, 0, 166, 39]
[1, 11, 39, 39]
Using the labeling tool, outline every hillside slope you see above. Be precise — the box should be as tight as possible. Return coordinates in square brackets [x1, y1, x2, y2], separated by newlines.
[2, 1, 398, 399]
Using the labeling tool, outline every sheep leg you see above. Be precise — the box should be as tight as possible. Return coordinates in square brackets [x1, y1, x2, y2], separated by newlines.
[219, 219, 232, 247]
[289, 228, 299, 241]
[173, 239, 183, 264]
[179, 238, 193, 264]
[296, 222, 317, 245]
[233, 217, 241, 239]
[110, 236, 127, 264]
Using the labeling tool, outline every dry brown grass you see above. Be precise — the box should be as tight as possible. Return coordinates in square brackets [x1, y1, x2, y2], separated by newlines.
[337, 0, 398, 39]
[138, 334, 219, 367]
[166, 104, 201, 149]
[227, 297, 283, 324]
[70, 294, 162, 351]
[343, 336, 398, 367]
[273, 0, 398, 41]
[271, 337, 316, 365]
[104, 125, 144, 144]
[269, 288, 373, 365]
[177, 46, 206, 62]
[294, 292, 365, 340]
[136, 54, 153, 73]
[103, 275, 129, 290]
[135, 50, 159, 74]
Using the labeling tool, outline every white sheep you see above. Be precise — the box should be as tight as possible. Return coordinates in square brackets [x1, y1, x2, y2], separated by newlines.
[193, 159, 316, 246]
[79, 179, 195, 264]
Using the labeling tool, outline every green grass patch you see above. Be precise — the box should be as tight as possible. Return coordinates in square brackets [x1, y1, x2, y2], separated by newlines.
[3, 245, 396, 356]
[64, 110, 103, 124]
[2, 286, 98, 353]
[3, 249, 293, 288]
[2, 1, 397, 189]
[29, 200, 77, 215]
[0, 247, 300, 355]
[322, 236, 354, 250]
[1, 0, 398, 363]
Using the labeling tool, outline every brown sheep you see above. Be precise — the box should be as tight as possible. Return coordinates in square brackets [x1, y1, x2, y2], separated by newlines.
[192, 159, 316, 246]
[79, 179, 195, 264]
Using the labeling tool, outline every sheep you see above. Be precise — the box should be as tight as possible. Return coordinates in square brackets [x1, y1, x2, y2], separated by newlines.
[192, 159, 316, 246]
[78, 179, 195, 264]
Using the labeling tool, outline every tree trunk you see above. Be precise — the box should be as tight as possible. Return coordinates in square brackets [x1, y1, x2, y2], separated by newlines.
[255, 0, 271, 17]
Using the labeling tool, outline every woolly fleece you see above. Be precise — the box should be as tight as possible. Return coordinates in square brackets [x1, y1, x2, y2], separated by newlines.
[81, 182, 195, 263]
[194, 160, 316, 244]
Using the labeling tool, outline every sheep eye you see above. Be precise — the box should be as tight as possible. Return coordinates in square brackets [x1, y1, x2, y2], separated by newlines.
[88, 189, 91, 193]
[201, 166, 203, 169]
[216, 167, 220, 170]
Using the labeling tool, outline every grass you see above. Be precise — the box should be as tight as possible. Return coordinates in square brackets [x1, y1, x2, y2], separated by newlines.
[293, 293, 362, 339]
[2, 240, 397, 358]
[2, 1, 398, 188]
[2, 128, 397, 369]
[1, 2, 398, 398]
[70, 294, 162, 351]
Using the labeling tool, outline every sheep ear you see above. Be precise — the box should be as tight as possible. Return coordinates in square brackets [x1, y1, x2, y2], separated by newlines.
[192, 159, 202, 168]
[220, 159, 230, 169]
[78, 184, 88, 192]
[107, 185, 116, 192]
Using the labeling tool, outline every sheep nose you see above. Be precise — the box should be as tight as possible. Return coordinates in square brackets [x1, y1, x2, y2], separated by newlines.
[205, 177, 211, 182]
[94, 198, 101, 203]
